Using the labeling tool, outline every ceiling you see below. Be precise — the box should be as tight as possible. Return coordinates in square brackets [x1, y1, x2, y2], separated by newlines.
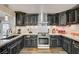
[8, 4, 77, 13]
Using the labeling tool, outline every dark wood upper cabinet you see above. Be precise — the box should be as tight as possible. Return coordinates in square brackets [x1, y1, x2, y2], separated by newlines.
[47, 14, 55, 25]
[15, 11, 26, 26]
[59, 12, 66, 26]
[15, 11, 38, 26]
[69, 10, 76, 24]
[47, 13, 59, 26]
[66, 9, 77, 24]
[66, 10, 69, 25]
[26, 14, 38, 26]
[75, 8, 79, 24]
[54, 13, 59, 25]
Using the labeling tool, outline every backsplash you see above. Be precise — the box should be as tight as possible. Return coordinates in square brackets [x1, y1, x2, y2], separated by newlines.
[15, 24, 79, 36]
[15, 26, 39, 34]
[51, 24, 79, 36]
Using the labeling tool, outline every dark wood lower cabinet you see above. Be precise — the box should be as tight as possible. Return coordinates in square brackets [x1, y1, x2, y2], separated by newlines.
[0, 36, 24, 54]
[1, 35, 79, 54]
[24, 35, 37, 48]
[50, 35, 62, 48]
[62, 36, 72, 54]
[0, 49, 8, 54]
[72, 40, 79, 54]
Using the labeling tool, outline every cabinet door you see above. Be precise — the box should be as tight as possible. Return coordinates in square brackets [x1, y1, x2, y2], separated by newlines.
[66, 11, 70, 24]
[72, 44, 79, 54]
[50, 39, 57, 48]
[27, 14, 38, 25]
[8, 43, 17, 54]
[47, 14, 54, 25]
[57, 36, 62, 47]
[24, 39, 30, 47]
[50, 36, 57, 48]
[66, 10, 76, 24]
[0, 49, 8, 54]
[54, 13, 59, 25]
[63, 40, 68, 51]
[24, 14, 29, 25]
[16, 12, 26, 26]
[69, 10, 76, 24]
[16, 13, 22, 26]
[76, 9, 79, 24]
[34, 15, 38, 25]
[59, 12, 66, 25]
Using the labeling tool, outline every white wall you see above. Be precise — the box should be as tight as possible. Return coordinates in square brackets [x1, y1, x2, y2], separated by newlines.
[0, 5, 15, 39]
[0, 5, 15, 16]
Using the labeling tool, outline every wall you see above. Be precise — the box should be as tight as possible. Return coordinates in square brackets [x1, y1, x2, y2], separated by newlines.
[0, 17, 4, 39]
[0, 5, 15, 39]
[0, 5, 15, 16]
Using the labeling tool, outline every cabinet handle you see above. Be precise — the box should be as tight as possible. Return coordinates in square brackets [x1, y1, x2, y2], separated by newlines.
[74, 45, 79, 48]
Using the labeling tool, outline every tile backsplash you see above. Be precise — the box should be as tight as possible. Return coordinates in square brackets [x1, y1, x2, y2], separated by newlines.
[14, 24, 79, 35]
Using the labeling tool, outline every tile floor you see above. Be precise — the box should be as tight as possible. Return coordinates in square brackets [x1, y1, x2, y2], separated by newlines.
[20, 48, 67, 54]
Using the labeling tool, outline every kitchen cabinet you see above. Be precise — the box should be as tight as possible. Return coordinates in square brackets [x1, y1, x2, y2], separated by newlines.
[0, 45, 8, 54]
[72, 40, 79, 54]
[15, 11, 26, 26]
[0, 36, 24, 54]
[66, 9, 77, 24]
[8, 42, 18, 54]
[59, 12, 67, 26]
[75, 8, 79, 24]
[24, 36, 32, 47]
[47, 14, 59, 26]
[27, 14, 38, 25]
[62, 36, 72, 54]
[24, 35, 37, 48]
[0, 49, 8, 54]
[50, 35, 62, 48]
[47, 14, 55, 25]
[7, 37, 24, 54]
[54, 13, 59, 25]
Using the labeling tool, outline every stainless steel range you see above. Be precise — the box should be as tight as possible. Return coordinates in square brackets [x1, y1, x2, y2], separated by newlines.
[37, 33, 50, 48]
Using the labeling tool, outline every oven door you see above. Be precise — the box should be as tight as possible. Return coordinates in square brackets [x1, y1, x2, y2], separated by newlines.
[37, 38, 50, 48]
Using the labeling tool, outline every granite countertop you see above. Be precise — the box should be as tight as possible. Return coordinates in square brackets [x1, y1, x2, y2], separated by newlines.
[62, 34, 79, 42]
[0, 33, 79, 48]
[0, 35, 23, 48]
[49, 33, 79, 42]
